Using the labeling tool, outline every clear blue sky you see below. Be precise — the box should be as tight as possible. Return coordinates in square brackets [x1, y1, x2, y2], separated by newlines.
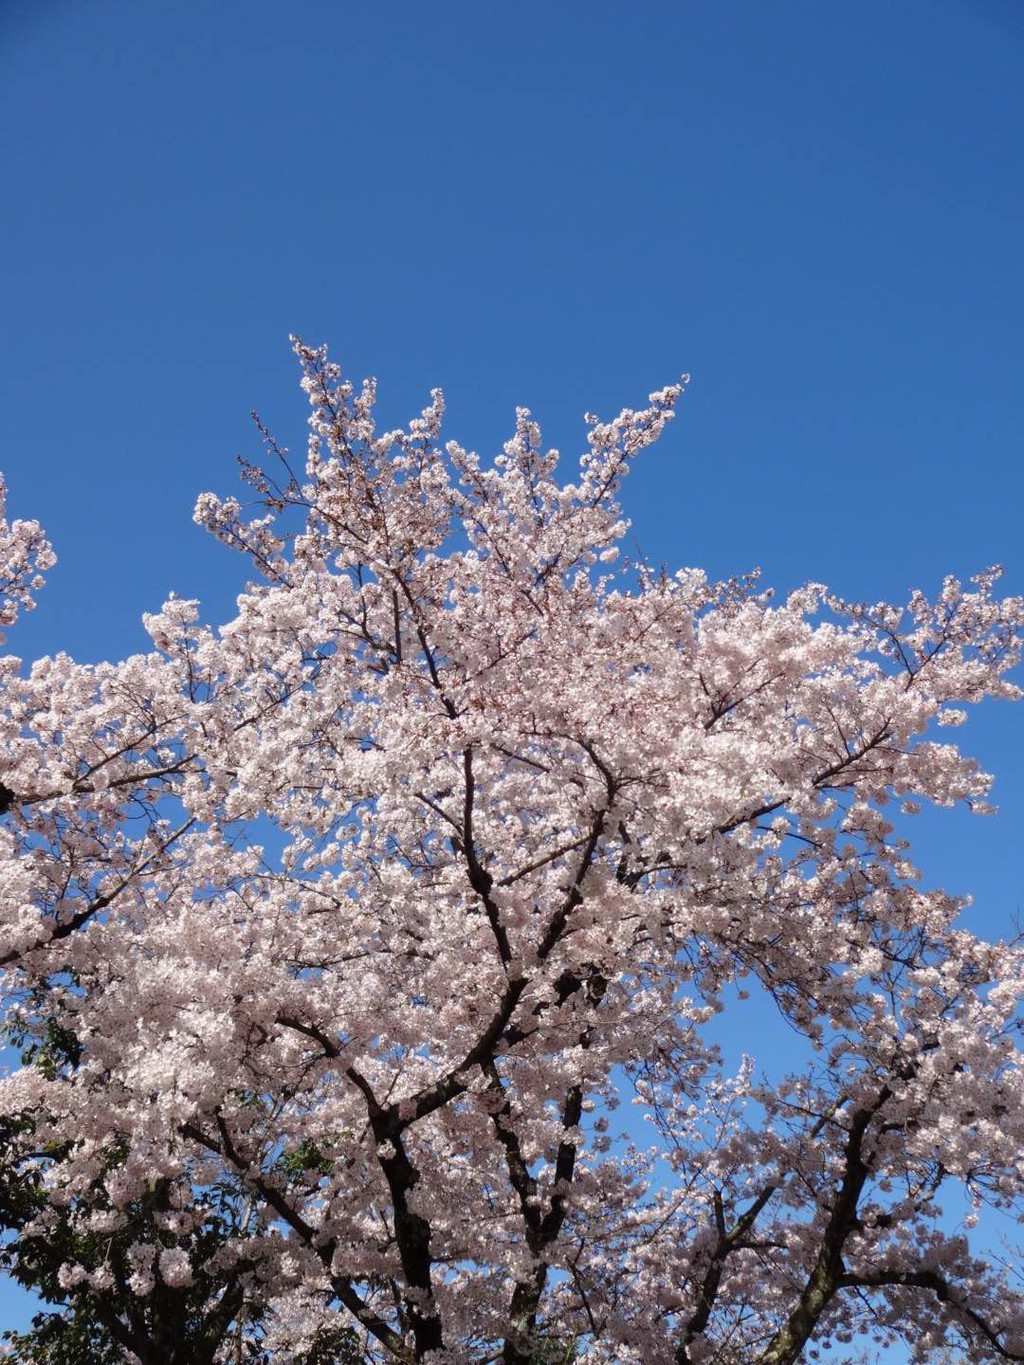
[1, 0, 1022, 1344]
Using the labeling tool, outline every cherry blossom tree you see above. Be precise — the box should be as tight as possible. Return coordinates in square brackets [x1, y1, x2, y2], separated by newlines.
[1, 341, 1023, 1364]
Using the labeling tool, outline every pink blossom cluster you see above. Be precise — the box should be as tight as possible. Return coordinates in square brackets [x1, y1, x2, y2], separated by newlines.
[1, 341, 1022, 1363]
[0, 474, 55, 638]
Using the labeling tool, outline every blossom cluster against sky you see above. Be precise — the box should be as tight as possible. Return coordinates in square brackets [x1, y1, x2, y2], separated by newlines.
[1, 0, 1022, 1340]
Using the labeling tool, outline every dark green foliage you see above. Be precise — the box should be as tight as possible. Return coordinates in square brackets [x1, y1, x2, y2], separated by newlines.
[2, 1303, 127, 1365]
[294, 1324, 366, 1365]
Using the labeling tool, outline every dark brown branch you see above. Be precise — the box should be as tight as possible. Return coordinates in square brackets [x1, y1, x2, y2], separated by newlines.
[180, 1119, 414, 1363]
[0, 818, 196, 968]
[496, 1075, 585, 1365]
[399, 801, 613, 1129]
[837, 1268, 1024, 1362]
[370, 1121, 444, 1360]
[675, 1184, 779, 1364]
[758, 1090, 890, 1365]
[715, 722, 894, 837]
[462, 747, 511, 966]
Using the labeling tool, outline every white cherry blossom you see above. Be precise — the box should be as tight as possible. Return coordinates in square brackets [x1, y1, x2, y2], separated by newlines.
[0, 342, 1022, 1364]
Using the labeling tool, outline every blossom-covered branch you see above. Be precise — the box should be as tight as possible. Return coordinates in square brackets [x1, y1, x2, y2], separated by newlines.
[1, 341, 1022, 1363]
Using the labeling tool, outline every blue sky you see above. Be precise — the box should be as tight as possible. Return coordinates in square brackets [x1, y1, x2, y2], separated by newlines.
[1, 0, 1022, 1345]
